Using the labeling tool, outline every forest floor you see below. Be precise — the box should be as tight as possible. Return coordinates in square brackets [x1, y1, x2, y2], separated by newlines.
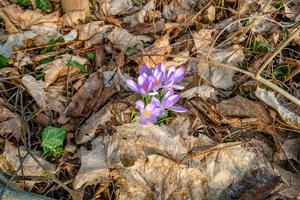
[0, 0, 299, 199]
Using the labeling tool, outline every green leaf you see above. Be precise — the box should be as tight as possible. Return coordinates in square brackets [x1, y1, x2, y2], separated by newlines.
[87, 52, 96, 62]
[39, 56, 54, 64]
[42, 126, 67, 157]
[35, 72, 45, 80]
[40, 37, 64, 54]
[36, 0, 51, 10]
[17, 0, 30, 7]
[0, 55, 11, 68]
[66, 60, 87, 73]
[250, 40, 272, 53]
[125, 43, 140, 55]
[157, 110, 171, 124]
[273, 0, 283, 9]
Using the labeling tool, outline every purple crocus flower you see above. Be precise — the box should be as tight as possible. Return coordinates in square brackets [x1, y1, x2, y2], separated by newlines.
[164, 66, 185, 90]
[135, 97, 163, 125]
[160, 89, 187, 112]
[126, 75, 155, 95]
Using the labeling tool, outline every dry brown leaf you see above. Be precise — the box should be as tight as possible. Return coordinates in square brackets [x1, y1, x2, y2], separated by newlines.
[38, 54, 87, 87]
[276, 138, 300, 163]
[193, 29, 216, 57]
[105, 123, 273, 200]
[123, 0, 155, 27]
[1, 5, 60, 32]
[162, 0, 193, 20]
[77, 21, 113, 48]
[165, 51, 189, 67]
[255, 88, 300, 129]
[64, 72, 104, 117]
[206, 6, 216, 22]
[106, 27, 151, 55]
[181, 84, 217, 100]
[136, 34, 171, 67]
[116, 154, 208, 200]
[0, 141, 55, 184]
[61, 11, 86, 27]
[61, 0, 90, 16]
[73, 137, 109, 189]
[197, 47, 245, 89]
[22, 75, 67, 113]
[215, 95, 272, 129]
[99, 0, 133, 16]
[76, 104, 112, 144]
[0, 102, 22, 140]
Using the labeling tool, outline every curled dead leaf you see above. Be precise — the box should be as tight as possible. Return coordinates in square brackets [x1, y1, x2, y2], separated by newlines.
[0, 102, 22, 140]
[255, 88, 300, 129]
[99, 0, 133, 16]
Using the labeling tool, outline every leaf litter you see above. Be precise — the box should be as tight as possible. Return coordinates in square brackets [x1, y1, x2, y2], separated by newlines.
[0, 0, 300, 199]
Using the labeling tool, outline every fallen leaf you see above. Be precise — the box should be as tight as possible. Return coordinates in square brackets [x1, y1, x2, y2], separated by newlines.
[193, 29, 216, 57]
[123, 0, 155, 28]
[116, 154, 208, 200]
[73, 137, 109, 189]
[181, 84, 217, 100]
[1, 5, 59, 32]
[255, 88, 300, 129]
[165, 51, 189, 67]
[76, 104, 112, 144]
[136, 34, 171, 67]
[162, 0, 193, 20]
[61, 11, 86, 27]
[206, 6, 216, 22]
[0, 141, 55, 180]
[0, 102, 22, 140]
[215, 95, 272, 129]
[39, 54, 87, 87]
[276, 138, 300, 163]
[22, 75, 67, 112]
[197, 47, 245, 89]
[99, 0, 133, 16]
[106, 27, 151, 55]
[63, 72, 103, 117]
[78, 21, 113, 48]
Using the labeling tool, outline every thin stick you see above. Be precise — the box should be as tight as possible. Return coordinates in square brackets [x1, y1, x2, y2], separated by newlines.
[256, 24, 300, 77]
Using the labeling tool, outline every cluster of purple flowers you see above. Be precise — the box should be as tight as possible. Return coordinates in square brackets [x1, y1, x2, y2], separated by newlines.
[126, 64, 187, 125]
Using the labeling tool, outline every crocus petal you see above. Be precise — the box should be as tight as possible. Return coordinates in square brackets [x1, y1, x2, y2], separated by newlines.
[145, 103, 156, 112]
[135, 100, 144, 111]
[163, 89, 174, 99]
[166, 94, 180, 104]
[169, 106, 187, 112]
[150, 97, 161, 107]
[161, 100, 175, 108]
[137, 75, 146, 86]
[139, 64, 152, 76]
[148, 115, 157, 123]
[174, 67, 185, 83]
[152, 108, 164, 117]
[126, 79, 139, 92]
[167, 66, 176, 79]
[140, 117, 149, 125]
[172, 84, 185, 90]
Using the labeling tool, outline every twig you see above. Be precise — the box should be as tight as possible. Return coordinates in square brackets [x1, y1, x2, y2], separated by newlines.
[256, 24, 300, 77]
[11, 41, 81, 54]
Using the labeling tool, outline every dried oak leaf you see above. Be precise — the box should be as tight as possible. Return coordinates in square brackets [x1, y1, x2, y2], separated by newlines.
[107, 124, 272, 200]
[136, 34, 171, 68]
[106, 27, 151, 55]
[215, 95, 272, 129]
[22, 75, 67, 113]
[38, 54, 87, 87]
[73, 137, 109, 189]
[1, 5, 59, 32]
[255, 88, 300, 129]
[0, 141, 55, 185]
[64, 72, 104, 117]
[99, 0, 133, 16]
[0, 102, 21, 140]
[181, 84, 217, 100]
